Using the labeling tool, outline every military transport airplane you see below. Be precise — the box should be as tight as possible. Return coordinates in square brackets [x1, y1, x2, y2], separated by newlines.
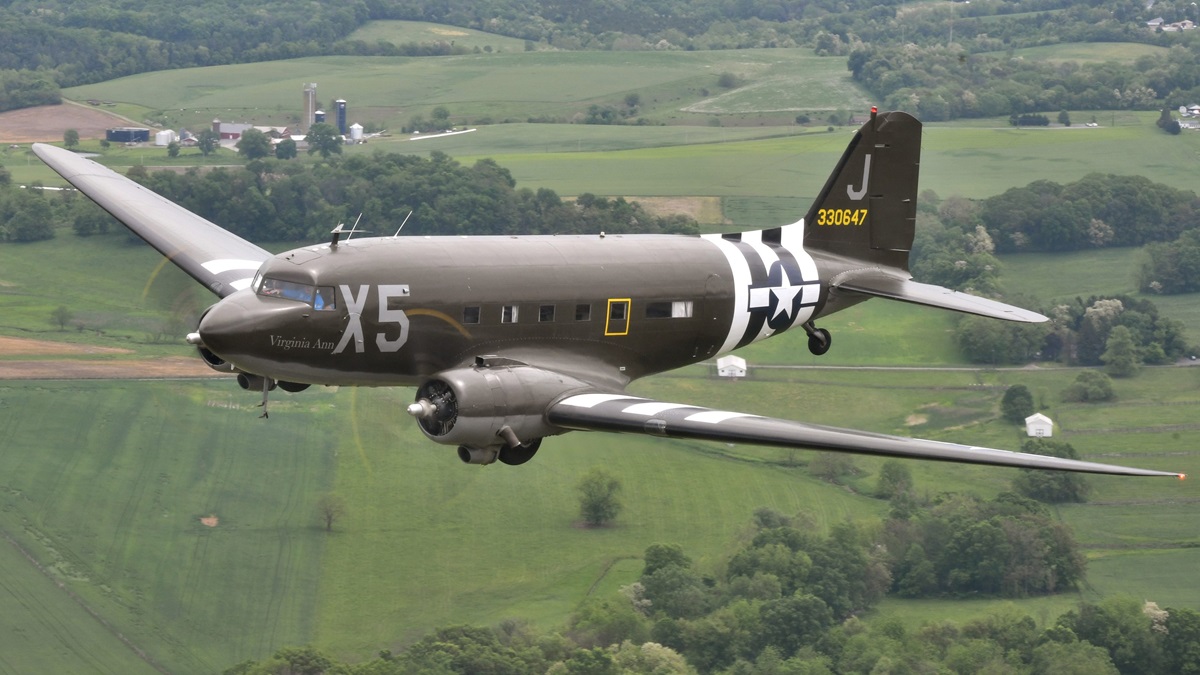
[33, 110, 1184, 478]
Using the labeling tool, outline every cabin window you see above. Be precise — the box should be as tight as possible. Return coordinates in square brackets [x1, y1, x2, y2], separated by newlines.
[575, 304, 591, 321]
[259, 277, 314, 304]
[313, 286, 337, 311]
[502, 305, 519, 324]
[647, 301, 693, 318]
[539, 304, 555, 322]
[462, 306, 480, 324]
[646, 302, 671, 318]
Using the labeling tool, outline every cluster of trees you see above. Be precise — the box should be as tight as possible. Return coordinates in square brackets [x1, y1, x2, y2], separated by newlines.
[882, 492, 1085, 598]
[0, 180, 124, 243]
[121, 150, 697, 243]
[849, 41, 1200, 121]
[220, 505, 1200, 674]
[954, 294, 1188, 367]
[0, 69, 59, 112]
[1140, 230, 1200, 294]
[1011, 439, 1093, 503]
[973, 174, 1199, 254]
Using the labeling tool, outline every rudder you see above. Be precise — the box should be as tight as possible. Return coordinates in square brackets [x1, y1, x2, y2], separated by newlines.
[803, 110, 922, 271]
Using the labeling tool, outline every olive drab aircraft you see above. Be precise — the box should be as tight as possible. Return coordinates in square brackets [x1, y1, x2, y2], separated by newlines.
[33, 110, 1184, 478]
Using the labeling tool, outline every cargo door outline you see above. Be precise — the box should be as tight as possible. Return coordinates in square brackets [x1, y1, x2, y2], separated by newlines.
[605, 298, 631, 336]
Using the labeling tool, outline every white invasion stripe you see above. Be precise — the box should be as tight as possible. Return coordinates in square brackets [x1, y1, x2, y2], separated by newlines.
[202, 258, 263, 275]
[742, 229, 782, 343]
[622, 402, 693, 416]
[558, 393, 643, 408]
[701, 234, 751, 356]
[685, 410, 756, 424]
[229, 277, 253, 291]
[781, 222, 819, 282]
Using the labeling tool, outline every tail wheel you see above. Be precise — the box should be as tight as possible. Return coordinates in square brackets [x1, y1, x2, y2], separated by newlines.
[807, 327, 832, 356]
[498, 438, 542, 466]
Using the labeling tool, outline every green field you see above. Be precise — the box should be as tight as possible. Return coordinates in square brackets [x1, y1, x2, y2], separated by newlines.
[988, 41, 1170, 63]
[347, 20, 535, 53]
[0, 381, 338, 671]
[63, 47, 871, 134]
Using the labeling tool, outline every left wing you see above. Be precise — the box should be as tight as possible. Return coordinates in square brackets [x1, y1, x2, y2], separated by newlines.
[547, 393, 1183, 477]
[33, 143, 269, 297]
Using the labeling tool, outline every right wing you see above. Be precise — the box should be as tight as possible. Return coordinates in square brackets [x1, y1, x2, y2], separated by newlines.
[834, 269, 1049, 323]
[547, 393, 1183, 477]
[33, 143, 269, 297]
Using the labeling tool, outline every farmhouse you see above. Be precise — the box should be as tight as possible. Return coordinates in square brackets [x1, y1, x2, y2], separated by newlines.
[1025, 413, 1054, 438]
[716, 355, 747, 378]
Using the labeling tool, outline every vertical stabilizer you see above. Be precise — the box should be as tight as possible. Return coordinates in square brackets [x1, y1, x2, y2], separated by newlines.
[803, 110, 922, 270]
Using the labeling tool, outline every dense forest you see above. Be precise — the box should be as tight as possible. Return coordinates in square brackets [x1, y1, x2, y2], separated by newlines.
[3, 0, 1200, 117]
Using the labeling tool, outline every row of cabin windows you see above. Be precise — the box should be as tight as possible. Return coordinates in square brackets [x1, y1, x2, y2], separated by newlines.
[461, 301, 693, 325]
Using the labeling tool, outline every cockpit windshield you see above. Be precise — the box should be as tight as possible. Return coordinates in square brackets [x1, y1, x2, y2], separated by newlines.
[257, 276, 337, 310]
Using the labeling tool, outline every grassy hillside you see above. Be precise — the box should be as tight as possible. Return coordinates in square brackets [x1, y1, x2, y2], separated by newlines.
[63, 48, 871, 134]
[346, 20, 534, 53]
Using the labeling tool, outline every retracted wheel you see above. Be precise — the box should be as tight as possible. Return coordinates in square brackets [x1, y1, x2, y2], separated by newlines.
[498, 438, 542, 466]
[807, 327, 832, 356]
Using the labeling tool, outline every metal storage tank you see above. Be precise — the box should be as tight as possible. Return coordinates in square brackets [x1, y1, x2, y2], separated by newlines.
[106, 127, 150, 143]
[335, 99, 347, 135]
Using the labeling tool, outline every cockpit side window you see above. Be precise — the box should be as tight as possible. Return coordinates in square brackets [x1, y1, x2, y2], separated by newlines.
[259, 277, 314, 304]
[313, 286, 337, 311]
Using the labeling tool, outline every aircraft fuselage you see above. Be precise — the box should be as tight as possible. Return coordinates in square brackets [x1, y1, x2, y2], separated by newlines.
[199, 227, 863, 390]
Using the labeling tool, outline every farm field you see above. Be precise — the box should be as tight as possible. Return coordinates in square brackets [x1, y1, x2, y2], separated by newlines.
[1, 363, 1196, 669]
[0, 381, 338, 672]
[346, 20, 534, 53]
[62, 47, 871, 134]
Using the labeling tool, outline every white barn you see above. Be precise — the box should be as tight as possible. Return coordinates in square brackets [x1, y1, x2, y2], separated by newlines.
[716, 355, 747, 378]
[1025, 412, 1054, 438]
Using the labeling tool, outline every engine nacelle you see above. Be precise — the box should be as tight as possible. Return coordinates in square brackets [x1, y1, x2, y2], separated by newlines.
[407, 359, 586, 452]
[196, 344, 237, 373]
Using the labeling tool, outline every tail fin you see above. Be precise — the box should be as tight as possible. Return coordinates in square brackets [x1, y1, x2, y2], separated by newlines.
[803, 110, 921, 271]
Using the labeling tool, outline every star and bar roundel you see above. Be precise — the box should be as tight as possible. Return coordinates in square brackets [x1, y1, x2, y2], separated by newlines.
[702, 225, 820, 354]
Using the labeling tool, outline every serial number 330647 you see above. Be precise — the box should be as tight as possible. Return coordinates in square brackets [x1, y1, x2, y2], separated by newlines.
[816, 208, 867, 226]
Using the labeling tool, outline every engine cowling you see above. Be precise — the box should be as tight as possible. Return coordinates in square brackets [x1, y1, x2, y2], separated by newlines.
[407, 360, 586, 458]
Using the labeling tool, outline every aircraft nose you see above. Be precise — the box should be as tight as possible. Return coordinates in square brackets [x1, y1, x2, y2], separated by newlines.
[197, 292, 263, 358]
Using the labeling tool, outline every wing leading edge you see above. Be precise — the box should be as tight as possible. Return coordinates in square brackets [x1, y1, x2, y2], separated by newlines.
[547, 393, 1183, 477]
[33, 143, 269, 297]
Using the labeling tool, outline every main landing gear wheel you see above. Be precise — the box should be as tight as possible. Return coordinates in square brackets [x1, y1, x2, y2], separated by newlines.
[498, 438, 542, 466]
[807, 327, 832, 356]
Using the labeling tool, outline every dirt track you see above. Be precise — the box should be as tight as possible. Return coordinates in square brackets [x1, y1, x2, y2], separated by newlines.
[0, 101, 135, 144]
[0, 336, 221, 380]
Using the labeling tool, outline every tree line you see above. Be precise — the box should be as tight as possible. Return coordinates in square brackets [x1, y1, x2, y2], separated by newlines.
[222, 502, 1200, 674]
[0, 150, 697, 244]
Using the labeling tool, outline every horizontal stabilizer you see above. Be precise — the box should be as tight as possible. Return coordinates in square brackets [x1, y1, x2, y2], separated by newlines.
[548, 393, 1180, 477]
[835, 271, 1048, 323]
[33, 143, 269, 298]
